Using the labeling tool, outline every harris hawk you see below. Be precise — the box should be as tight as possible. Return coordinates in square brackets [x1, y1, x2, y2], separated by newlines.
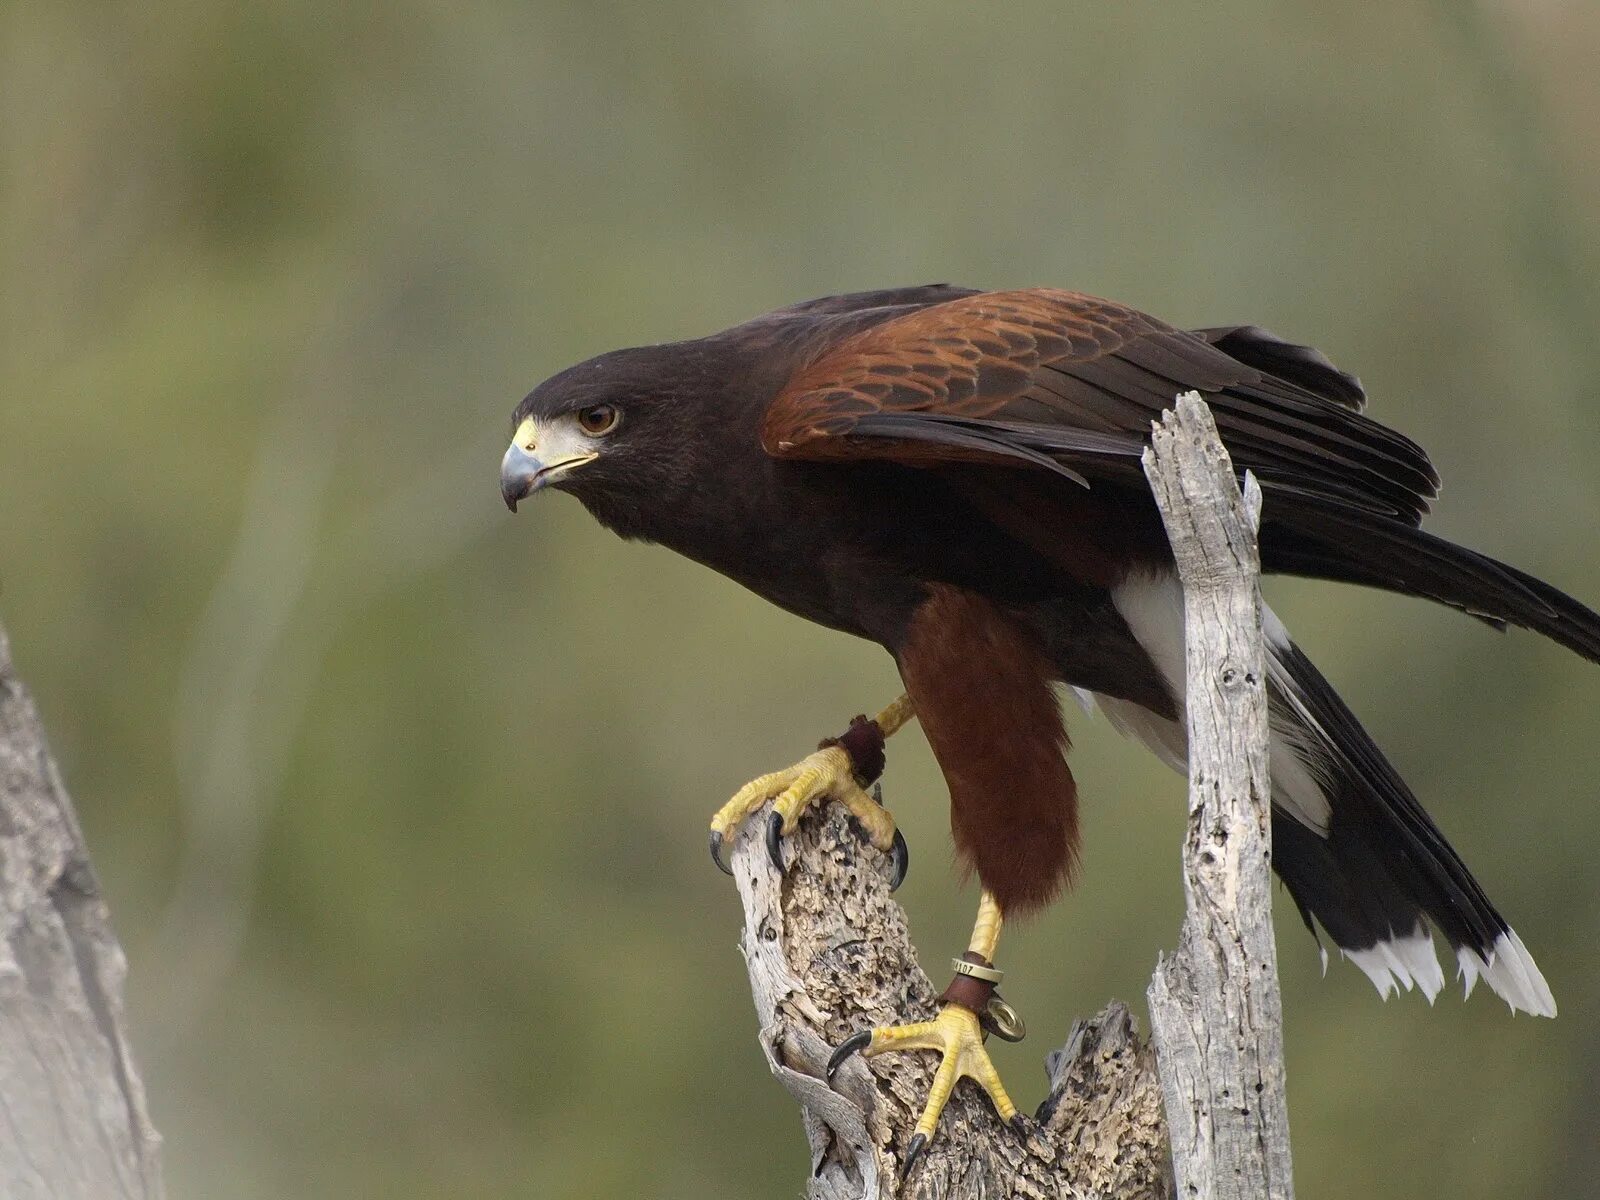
[500, 284, 1595, 1164]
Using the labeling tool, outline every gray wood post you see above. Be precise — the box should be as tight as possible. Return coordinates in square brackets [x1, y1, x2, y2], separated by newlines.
[1144, 393, 1296, 1200]
[0, 621, 164, 1199]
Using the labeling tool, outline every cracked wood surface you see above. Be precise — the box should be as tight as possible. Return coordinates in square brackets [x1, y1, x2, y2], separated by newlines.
[0, 621, 164, 1199]
[728, 801, 1170, 1199]
[1142, 393, 1295, 1200]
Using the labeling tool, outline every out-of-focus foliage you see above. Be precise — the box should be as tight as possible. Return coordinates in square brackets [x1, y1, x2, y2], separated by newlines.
[3, 2, 1599, 1196]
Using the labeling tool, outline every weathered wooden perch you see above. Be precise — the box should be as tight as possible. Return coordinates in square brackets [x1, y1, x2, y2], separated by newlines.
[1143, 393, 1294, 1200]
[729, 392, 1292, 1198]
[0, 620, 164, 1200]
[728, 803, 1170, 1199]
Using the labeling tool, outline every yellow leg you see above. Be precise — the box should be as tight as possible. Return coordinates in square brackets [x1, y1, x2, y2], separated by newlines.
[709, 696, 915, 884]
[827, 889, 1024, 1177]
[969, 889, 1003, 961]
[874, 692, 916, 738]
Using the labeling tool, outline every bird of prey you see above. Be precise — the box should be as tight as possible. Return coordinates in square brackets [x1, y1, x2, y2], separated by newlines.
[500, 284, 1596, 1168]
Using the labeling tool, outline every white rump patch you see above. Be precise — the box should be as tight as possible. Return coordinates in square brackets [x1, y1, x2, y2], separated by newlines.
[1341, 925, 1445, 1003]
[1106, 571, 1331, 833]
[1456, 930, 1557, 1017]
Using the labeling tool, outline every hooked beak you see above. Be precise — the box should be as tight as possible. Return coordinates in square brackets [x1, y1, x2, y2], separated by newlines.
[500, 418, 598, 511]
[500, 443, 544, 511]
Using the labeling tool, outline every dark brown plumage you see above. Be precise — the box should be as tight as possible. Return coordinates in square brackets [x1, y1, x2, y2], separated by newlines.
[503, 283, 1600, 1015]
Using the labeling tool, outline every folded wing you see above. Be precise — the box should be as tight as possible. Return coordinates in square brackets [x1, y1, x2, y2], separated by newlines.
[762, 288, 1600, 663]
[763, 288, 1437, 524]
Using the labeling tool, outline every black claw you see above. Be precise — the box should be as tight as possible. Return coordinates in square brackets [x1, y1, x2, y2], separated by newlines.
[1009, 1113, 1031, 1138]
[765, 811, 787, 872]
[709, 830, 733, 876]
[1033, 1094, 1060, 1127]
[900, 1133, 928, 1180]
[888, 828, 910, 891]
[826, 1030, 872, 1081]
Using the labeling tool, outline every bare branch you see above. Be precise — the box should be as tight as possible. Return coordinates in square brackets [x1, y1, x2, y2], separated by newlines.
[1143, 392, 1295, 1200]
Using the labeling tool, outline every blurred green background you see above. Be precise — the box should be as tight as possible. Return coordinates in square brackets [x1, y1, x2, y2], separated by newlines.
[4, 1, 1600, 1196]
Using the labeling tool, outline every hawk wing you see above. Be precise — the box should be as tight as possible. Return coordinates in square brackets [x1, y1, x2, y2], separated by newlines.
[761, 288, 1600, 661]
[762, 288, 1435, 523]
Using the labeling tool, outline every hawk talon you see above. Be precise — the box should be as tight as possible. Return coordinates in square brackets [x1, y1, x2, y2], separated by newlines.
[856, 783, 910, 890]
[900, 1133, 928, 1180]
[826, 1030, 873, 1081]
[887, 826, 910, 891]
[708, 829, 734, 876]
[765, 810, 788, 873]
[710, 742, 908, 888]
[713, 794, 906, 887]
[767, 812, 908, 889]
[829, 1002, 1020, 1160]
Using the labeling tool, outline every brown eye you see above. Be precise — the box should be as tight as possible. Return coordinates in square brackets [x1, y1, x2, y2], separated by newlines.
[576, 404, 620, 436]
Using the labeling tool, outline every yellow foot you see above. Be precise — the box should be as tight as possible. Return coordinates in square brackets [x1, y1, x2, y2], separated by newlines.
[827, 1004, 1027, 1178]
[708, 744, 908, 887]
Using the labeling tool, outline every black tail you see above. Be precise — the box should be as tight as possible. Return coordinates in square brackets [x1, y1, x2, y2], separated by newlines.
[1262, 501, 1600, 664]
[1264, 625, 1556, 1016]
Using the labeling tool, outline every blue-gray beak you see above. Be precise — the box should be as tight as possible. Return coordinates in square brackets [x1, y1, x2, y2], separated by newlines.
[501, 443, 545, 512]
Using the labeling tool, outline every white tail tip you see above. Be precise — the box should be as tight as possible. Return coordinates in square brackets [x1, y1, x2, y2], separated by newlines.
[1456, 930, 1557, 1018]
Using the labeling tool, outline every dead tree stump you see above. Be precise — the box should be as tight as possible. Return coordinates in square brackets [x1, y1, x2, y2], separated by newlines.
[729, 801, 1170, 1199]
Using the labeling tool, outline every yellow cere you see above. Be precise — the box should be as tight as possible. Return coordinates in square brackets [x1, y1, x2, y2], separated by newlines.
[513, 416, 541, 452]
